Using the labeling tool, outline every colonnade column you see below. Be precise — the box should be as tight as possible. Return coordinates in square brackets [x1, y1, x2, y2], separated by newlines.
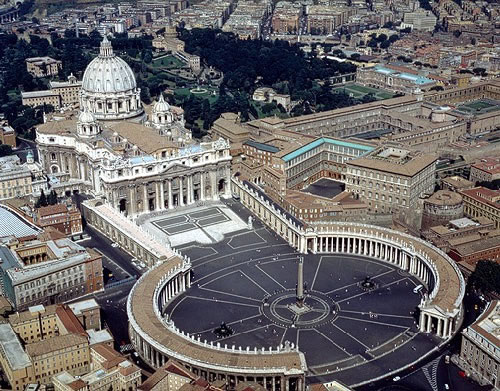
[129, 185, 136, 215]
[143, 184, 148, 212]
[179, 177, 184, 206]
[168, 180, 173, 209]
[200, 174, 205, 201]
[188, 176, 194, 204]
[155, 182, 161, 211]
[211, 171, 217, 200]
[160, 181, 165, 210]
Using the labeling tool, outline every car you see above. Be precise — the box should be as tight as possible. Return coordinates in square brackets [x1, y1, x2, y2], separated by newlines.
[392, 376, 401, 382]
[111, 242, 119, 248]
[444, 384, 449, 390]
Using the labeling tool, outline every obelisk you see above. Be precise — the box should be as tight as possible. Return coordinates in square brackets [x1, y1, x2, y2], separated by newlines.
[297, 257, 304, 307]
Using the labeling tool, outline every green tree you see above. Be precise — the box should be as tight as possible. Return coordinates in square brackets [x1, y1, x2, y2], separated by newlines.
[0, 144, 12, 157]
[48, 190, 58, 205]
[380, 40, 390, 49]
[468, 260, 500, 295]
[36, 190, 48, 208]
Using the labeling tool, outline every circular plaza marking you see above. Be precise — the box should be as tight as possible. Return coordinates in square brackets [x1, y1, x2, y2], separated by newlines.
[263, 290, 339, 328]
[166, 239, 440, 386]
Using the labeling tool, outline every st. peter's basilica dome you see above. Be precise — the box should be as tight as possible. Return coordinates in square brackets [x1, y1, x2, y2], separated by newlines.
[80, 36, 144, 122]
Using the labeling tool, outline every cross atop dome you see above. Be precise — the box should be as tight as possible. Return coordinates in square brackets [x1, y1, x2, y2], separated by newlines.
[99, 35, 114, 58]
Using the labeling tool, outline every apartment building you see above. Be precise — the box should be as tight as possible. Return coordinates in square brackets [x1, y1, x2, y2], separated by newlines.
[457, 301, 500, 390]
[25, 57, 62, 78]
[0, 231, 103, 310]
[345, 147, 437, 213]
[0, 304, 91, 391]
[461, 187, 500, 229]
[272, 1, 301, 34]
[36, 204, 83, 237]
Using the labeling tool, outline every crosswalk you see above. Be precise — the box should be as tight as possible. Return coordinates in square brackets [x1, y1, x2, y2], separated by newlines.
[422, 357, 440, 391]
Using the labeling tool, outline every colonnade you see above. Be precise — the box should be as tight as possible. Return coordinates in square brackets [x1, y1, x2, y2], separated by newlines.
[81, 92, 143, 120]
[127, 258, 305, 391]
[158, 271, 191, 308]
[128, 324, 302, 391]
[231, 178, 463, 341]
[310, 235, 432, 287]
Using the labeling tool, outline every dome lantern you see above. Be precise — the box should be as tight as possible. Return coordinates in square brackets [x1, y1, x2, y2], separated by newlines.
[99, 35, 114, 58]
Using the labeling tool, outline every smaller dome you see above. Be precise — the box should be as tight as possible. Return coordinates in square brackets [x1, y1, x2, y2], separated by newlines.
[153, 93, 170, 113]
[78, 109, 96, 124]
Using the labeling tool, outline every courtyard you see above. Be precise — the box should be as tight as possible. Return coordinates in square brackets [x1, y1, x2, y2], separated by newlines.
[139, 202, 247, 247]
[333, 83, 396, 100]
[163, 201, 441, 387]
[456, 98, 500, 115]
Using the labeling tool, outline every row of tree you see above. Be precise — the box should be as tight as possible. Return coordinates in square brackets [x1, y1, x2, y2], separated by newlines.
[35, 189, 58, 208]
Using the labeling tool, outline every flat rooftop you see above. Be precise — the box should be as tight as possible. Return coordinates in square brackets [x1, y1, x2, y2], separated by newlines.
[69, 298, 99, 315]
[0, 323, 31, 370]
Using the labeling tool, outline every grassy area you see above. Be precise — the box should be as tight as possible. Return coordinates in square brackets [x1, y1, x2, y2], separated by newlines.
[333, 83, 395, 101]
[174, 87, 219, 104]
[459, 99, 500, 113]
[152, 55, 185, 69]
[252, 102, 282, 118]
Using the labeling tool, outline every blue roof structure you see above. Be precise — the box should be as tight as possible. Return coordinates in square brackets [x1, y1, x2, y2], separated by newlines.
[374, 65, 434, 85]
[282, 138, 374, 162]
[130, 155, 156, 165]
[244, 140, 280, 153]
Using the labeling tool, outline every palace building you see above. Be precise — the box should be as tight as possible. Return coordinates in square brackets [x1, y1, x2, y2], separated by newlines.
[35, 36, 232, 216]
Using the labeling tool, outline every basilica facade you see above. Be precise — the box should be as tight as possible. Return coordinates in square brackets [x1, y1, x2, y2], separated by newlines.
[36, 37, 231, 216]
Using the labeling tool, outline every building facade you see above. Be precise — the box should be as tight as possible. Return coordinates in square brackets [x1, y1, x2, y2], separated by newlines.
[0, 234, 103, 310]
[470, 157, 500, 184]
[345, 147, 437, 213]
[49, 74, 82, 107]
[457, 301, 500, 390]
[0, 154, 47, 201]
[25, 57, 62, 78]
[0, 303, 92, 391]
[461, 187, 500, 229]
[0, 122, 16, 148]
[36, 204, 83, 237]
[53, 343, 141, 391]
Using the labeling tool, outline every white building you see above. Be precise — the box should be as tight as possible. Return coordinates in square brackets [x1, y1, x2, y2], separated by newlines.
[36, 36, 232, 216]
